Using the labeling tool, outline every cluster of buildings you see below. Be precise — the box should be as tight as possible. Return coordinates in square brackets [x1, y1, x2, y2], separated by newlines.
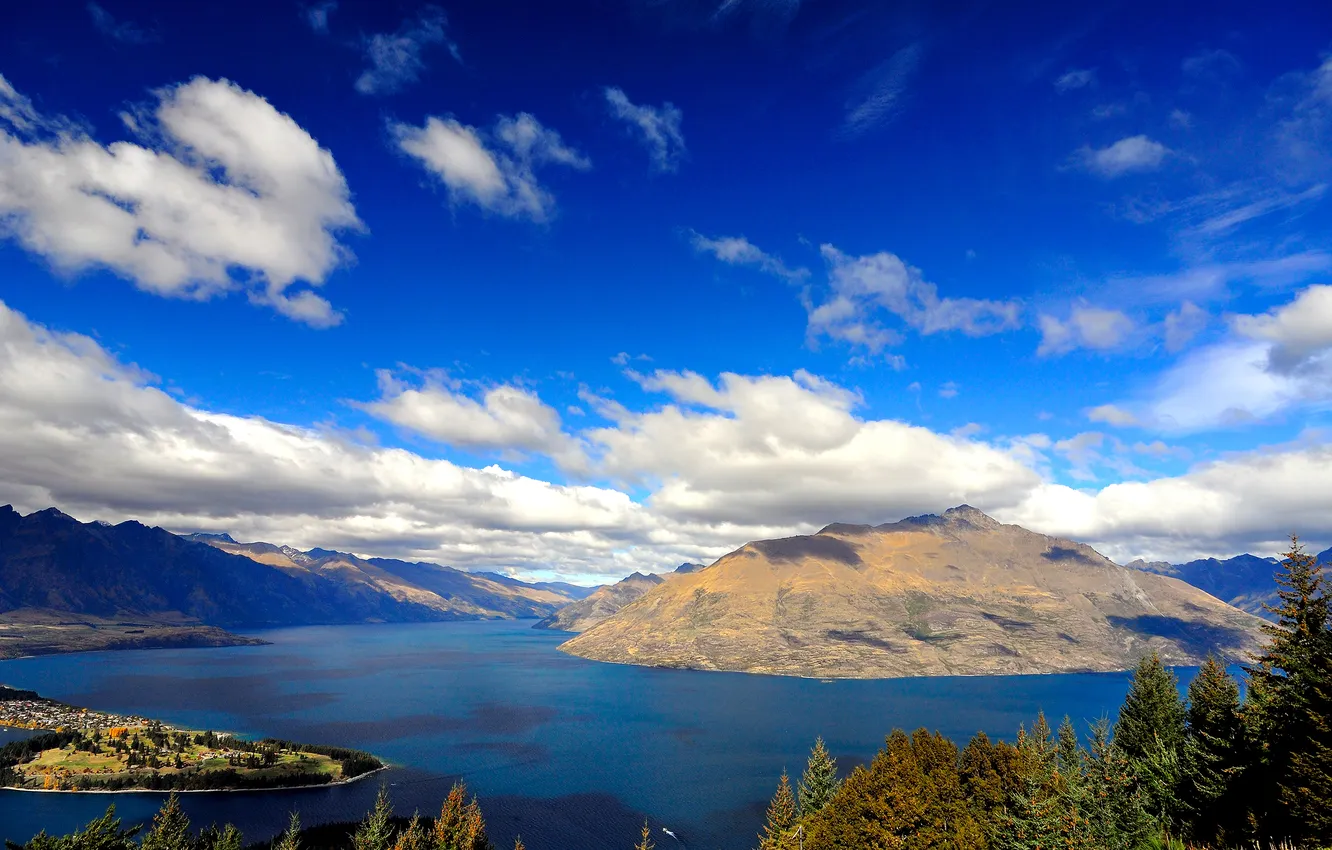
[0, 692, 158, 734]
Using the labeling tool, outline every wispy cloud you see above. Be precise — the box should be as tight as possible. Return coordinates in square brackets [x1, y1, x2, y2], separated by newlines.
[842, 43, 922, 137]
[1054, 68, 1095, 92]
[688, 232, 807, 282]
[1037, 306, 1136, 356]
[87, 3, 157, 44]
[604, 87, 686, 173]
[305, 1, 337, 34]
[355, 7, 458, 96]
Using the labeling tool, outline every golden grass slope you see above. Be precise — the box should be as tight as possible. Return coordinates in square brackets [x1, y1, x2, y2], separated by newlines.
[559, 506, 1265, 679]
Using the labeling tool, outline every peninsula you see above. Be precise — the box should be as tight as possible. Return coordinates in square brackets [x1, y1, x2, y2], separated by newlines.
[0, 686, 382, 792]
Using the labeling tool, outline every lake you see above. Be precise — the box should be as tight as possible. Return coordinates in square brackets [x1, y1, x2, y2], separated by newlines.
[1, 621, 1174, 849]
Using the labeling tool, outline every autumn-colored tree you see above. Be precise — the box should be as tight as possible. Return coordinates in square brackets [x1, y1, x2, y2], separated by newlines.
[633, 821, 653, 850]
[392, 815, 430, 850]
[757, 772, 798, 850]
[958, 731, 1023, 840]
[434, 781, 491, 850]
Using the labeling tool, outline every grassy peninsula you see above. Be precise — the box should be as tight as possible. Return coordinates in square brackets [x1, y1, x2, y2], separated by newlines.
[0, 687, 382, 792]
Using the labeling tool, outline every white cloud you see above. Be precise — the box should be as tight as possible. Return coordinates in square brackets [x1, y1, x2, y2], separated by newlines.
[604, 87, 686, 172]
[393, 112, 589, 221]
[1054, 68, 1096, 92]
[1087, 404, 1140, 427]
[938, 381, 959, 399]
[1002, 440, 1332, 563]
[305, 1, 336, 33]
[360, 370, 582, 462]
[585, 369, 1042, 526]
[0, 75, 361, 326]
[811, 245, 1022, 351]
[1037, 306, 1135, 355]
[10, 297, 1332, 575]
[843, 43, 922, 136]
[689, 232, 807, 282]
[1232, 284, 1332, 373]
[1076, 135, 1170, 178]
[88, 3, 157, 44]
[355, 7, 457, 96]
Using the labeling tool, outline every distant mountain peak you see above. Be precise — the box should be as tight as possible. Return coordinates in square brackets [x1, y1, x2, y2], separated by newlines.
[185, 531, 237, 544]
[279, 545, 315, 565]
[941, 504, 1002, 528]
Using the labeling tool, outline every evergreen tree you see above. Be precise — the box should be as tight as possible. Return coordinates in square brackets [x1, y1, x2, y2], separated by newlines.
[199, 824, 243, 850]
[997, 714, 1091, 850]
[273, 814, 301, 850]
[1115, 652, 1186, 761]
[958, 732, 1023, 841]
[141, 794, 193, 850]
[1081, 719, 1152, 850]
[633, 821, 653, 850]
[512, 839, 524, 850]
[758, 773, 798, 850]
[1179, 657, 1248, 845]
[4, 806, 141, 850]
[353, 787, 395, 850]
[796, 738, 840, 817]
[1247, 535, 1332, 845]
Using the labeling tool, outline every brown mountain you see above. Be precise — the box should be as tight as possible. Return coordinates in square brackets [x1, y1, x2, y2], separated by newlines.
[533, 564, 706, 632]
[559, 506, 1266, 679]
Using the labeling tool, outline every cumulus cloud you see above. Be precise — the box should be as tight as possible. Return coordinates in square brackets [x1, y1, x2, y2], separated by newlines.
[360, 369, 583, 463]
[355, 7, 457, 96]
[584, 369, 1042, 526]
[0, 75, 360, 326]
[1001, 441, 1332, 563]
[393, 112, 590, 221]
[1163, 301, 1208, 351]
[1054, 68, 1096, 92]
[1232, 284, 1332, 373]
[689, 232, 807, 282]
[604, 87, 686, 172]
[1037, 307, 1135, 355]
[88, 3, 157, 44]
[1076, 135, 1170, 178]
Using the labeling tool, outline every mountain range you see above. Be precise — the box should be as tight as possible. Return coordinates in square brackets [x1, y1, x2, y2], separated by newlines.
[558, 506, 1267, 679]
[0, 505, 589, 658]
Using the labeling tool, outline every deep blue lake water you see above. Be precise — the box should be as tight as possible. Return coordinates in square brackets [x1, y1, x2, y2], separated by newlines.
[0, 621, 1180, 849]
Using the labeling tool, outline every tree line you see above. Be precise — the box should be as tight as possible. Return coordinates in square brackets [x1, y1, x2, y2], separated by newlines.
[6, 537, 1330, 850]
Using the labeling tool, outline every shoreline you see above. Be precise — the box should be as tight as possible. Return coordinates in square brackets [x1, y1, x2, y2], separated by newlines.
[0, 764, 390, 795]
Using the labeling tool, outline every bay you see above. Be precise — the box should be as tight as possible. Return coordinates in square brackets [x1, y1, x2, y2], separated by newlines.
[1, 621, 1165, 849]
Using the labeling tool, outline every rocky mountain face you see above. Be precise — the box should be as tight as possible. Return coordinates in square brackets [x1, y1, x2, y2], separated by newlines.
[533, 564, 705, 632]
[559, 506, 1266, 679]
[1125, 554, 1284, 619]
[0, 506, 585, 633]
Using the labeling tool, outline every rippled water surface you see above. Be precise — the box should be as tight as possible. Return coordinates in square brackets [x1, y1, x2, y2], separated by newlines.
[1, 621, 1159, 849]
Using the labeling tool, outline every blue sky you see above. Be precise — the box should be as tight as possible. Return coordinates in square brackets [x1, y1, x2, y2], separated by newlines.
[1, 0, 1331, 582]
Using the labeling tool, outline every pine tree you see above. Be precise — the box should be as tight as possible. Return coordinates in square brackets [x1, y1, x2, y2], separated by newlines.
[1179, 657, 1248, 845]
[141, 793, 193, 850]
[1081, 719, 1152, 850]
[997, 714, 1091, 850]
[797, 737, 840, 817]
[633, 821, 654, 850]
[1246, 535, 1332, 845]
[758, 772, 798, 850]
[200, 823, 244, 850]
[353, 787, 395, 850]
[1115, 652, 1186, 761]
[512, 839, 525, 850]
[273, 814, 301, 850]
